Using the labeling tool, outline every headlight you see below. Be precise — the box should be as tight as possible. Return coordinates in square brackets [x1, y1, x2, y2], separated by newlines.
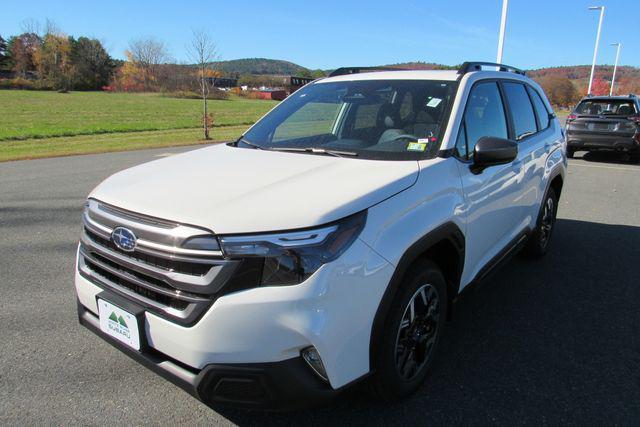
[219, 211, 366, 286]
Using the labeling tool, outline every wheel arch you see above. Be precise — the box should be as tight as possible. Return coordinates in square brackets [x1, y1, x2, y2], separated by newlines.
[549, 172, 564, 199]
[368, 222, 465, 370]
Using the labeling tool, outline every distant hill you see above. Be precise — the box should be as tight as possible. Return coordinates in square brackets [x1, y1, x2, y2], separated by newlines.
[211, 59, 456, 77]
[323, 62, 456, 75]
[209, 58, 640, 101]
[381, 61, 457, 70]
[527, 65, 640, 100]
[528, 65, 640, 81]
[213, 58, 309, 76]
[385, 63, 640, 86]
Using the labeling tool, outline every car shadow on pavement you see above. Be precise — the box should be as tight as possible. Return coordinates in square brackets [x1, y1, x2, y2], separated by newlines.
[580, 150, 640, 166]
[213, 218, 640, 425]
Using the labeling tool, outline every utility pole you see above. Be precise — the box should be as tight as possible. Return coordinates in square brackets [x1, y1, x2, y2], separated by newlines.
[610, 42, 622, 96]
[496, 0, 509, 63]
[587, 6, 605, 95]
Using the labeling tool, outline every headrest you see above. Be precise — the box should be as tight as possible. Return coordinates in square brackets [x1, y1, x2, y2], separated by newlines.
[377, 104, 400, 129]
[617, 105, 633, 115]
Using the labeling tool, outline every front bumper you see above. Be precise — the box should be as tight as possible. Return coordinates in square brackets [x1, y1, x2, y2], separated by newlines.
[78, 299, 339, 410]
[566, 131, 640, 151]
[75, 238, 394, 407]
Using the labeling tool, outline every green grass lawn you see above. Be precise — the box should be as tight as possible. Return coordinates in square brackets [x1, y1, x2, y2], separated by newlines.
[0, 90, 277, 161]
[0, 127, 250, 162]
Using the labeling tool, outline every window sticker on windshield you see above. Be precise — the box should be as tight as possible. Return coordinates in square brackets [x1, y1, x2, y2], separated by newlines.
[407, 142, 427, 151]
[426, 97, 442, 108]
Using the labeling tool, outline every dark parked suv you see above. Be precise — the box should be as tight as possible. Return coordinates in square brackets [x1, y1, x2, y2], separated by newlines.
[565, 94, 640, 162]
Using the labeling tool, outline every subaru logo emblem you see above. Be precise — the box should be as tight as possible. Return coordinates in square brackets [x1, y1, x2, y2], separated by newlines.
[111, 227, 137, 252]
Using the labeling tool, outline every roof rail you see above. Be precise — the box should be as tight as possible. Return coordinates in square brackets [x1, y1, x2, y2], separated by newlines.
[457, 61, 525, 76]
[328, 66, 406, 77]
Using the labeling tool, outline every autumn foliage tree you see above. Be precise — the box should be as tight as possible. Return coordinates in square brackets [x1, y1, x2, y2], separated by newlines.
[34, 32, 74, 90]
[536, 75, 579, 107]
[127, 37, 168, 91]
[8, 32, 40, 77]
[110, 51, 147, 91]
[617, 77, 640, 95]
[588, 78, 610, 96]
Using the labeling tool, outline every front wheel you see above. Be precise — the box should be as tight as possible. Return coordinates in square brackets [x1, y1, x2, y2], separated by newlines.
[524, 187, 558, 258]
[370, 260, 447, 402]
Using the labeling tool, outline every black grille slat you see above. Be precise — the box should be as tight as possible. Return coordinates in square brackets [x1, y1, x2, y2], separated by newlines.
[90, 251, 177, 293]
[84, 258, 189, 310]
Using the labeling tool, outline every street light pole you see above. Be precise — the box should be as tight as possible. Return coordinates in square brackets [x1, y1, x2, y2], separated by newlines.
[587, 6, 605, 95]
[496, 0, 509, 63]
[610, 42, 622, 96]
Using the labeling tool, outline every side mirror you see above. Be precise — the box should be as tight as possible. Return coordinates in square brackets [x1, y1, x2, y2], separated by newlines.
[470, 136, 518, 174]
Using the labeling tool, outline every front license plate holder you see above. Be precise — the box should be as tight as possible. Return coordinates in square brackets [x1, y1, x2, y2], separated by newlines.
[96, 291, 147, 351]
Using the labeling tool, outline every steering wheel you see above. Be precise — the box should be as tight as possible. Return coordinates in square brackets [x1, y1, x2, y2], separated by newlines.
[388, 134, 420, 143]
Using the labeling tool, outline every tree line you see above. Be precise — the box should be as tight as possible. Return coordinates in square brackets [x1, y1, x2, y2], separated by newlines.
[0, 20, 217, 94]
[530, 66, 640, 107]
[1, 20, 639, 107]
[0, 22, 116, 90]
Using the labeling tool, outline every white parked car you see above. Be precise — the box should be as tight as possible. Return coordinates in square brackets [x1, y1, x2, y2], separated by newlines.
[75, 62, 567, 410]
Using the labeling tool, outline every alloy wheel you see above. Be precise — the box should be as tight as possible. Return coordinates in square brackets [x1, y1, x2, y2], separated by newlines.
[394, 284, 440, 381]
[540, 196, 555, 247]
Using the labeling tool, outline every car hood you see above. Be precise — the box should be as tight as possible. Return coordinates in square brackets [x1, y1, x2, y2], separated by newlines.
[90, 144, 419, 234]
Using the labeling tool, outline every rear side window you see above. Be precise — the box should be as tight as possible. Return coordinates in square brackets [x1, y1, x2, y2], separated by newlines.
[460, 82, 508, 158]
[528, 87, 550, 129]
[503, 82, 537, 140]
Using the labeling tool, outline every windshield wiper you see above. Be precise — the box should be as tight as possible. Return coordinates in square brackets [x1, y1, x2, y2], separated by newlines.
[236, 138, 268, 151]
[270, 147, 358, 157]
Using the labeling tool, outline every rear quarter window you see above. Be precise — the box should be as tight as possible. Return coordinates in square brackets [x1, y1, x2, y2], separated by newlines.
[528, 87, 551, 130]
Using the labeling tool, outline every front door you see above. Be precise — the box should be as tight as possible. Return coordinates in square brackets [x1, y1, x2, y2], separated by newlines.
[455, 81, 525, 286]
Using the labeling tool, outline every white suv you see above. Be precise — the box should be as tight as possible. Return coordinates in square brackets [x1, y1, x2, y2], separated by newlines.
[75, 62, 566, 410]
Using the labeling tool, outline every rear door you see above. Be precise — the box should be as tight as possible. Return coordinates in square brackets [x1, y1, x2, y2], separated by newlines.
[501, 82, 550, 227]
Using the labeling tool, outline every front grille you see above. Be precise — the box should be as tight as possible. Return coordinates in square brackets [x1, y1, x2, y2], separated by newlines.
[84, 228, 211, 276]
[78, 199, 240, 325]
[84, 256, 189, 310]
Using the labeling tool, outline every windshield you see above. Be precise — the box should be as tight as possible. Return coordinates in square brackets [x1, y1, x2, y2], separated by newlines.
[241, 79, 457, 160]
[575, 99, 637, 116]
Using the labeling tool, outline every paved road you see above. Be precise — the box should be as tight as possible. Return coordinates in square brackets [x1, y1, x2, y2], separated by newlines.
[1, 148, 640, 425]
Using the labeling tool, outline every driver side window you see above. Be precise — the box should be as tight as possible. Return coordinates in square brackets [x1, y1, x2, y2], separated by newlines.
[457, 82, 508, 159]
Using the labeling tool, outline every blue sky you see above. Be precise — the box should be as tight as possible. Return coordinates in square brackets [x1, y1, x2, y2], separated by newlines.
[2, 0, 639, 69]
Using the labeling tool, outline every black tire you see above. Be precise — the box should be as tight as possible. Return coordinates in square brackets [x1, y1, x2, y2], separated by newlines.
[566, 148, 575, 159]
[630, 150, 640, 164]
[369, 260, 447, 402]
[524, 187, 558, 258]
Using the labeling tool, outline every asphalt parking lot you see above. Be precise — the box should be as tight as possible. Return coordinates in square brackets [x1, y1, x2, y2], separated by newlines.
[1, 147, 639, 425]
